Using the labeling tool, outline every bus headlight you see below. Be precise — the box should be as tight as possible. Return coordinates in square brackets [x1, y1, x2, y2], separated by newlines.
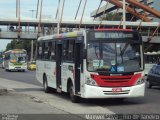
[86, 77, 98, 86]
[135, 77, 145, 85]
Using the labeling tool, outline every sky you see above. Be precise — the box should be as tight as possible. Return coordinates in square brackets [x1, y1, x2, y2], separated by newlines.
[0, 0, 106, 51]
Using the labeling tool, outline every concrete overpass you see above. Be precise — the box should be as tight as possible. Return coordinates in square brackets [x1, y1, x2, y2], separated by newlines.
[0, 18, 159, 41]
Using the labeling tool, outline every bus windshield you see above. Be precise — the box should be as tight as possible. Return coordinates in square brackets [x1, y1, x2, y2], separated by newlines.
[87, 41, 142, 73]
[10, 53, 27, 63]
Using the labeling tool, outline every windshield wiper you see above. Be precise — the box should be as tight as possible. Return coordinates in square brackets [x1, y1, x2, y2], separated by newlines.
[94, 46, 99, 59]
[94, 45, 103, 68]
[120, 43, 129, 56]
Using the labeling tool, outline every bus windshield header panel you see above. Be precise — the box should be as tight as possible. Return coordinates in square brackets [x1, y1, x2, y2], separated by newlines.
[95, 32, 133, 39]
[89, 30, 141, 42]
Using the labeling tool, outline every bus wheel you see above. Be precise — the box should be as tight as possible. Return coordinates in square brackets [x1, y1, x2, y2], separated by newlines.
[43, 75, 50, 93]
[6, 69, 10, 72]
[146, 80, 152, 89]
[69, 83, 80, 103]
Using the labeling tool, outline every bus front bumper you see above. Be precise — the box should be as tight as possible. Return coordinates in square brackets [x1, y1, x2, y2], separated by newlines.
[9, 66, 27, 70]
[83, 83, 145, 98]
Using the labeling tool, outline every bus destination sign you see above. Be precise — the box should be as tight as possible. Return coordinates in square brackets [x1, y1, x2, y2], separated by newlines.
[95, 32, 134, 39]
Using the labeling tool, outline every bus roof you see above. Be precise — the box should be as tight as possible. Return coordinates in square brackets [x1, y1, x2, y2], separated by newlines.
[5, 49, 26, 54]
[38, 31, 84, 41]
[38, 28, 136, 41]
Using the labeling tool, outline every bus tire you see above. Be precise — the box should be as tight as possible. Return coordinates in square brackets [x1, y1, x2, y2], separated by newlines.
[146, 80, 152, 89]
[6, 69, 10, 72]
[43, 75, 50, 93]
[69, 82, 80, 103]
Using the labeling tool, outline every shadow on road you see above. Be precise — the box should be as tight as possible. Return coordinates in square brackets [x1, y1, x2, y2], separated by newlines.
[14, 88, 44, 93]
[82, 98, 145, 106]
[42, 90, 146, 106]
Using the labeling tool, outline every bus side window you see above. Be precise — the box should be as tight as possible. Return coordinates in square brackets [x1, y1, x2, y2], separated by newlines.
[37, 42, 42, 60]
[42, 42, 45, 60]
[5, 54, 10, 60]
[43, 42, 49, 60]
[50, 41, 56, 61]
[63, 40, 69, 61]
[68, 40, 74, 61]
[63, 39, 74, 62]
[48, 42, 52, 60]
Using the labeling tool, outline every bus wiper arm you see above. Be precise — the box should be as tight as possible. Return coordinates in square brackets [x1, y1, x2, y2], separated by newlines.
[120, 43, 129, 56]
[94, 46, 103, 68]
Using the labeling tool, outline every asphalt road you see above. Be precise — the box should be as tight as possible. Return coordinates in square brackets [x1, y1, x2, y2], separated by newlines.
[0, 68, 41, 86]
[0, 68, 160, 115]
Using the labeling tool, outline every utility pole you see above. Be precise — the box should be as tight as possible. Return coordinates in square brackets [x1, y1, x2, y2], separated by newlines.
[57, 0, 60, 34]
[29, 10, 36, 62]
[123, 0, 126, 29]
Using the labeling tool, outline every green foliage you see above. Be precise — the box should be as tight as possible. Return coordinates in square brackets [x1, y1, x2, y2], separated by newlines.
[6, 40, 29, 51]
[100, 12, 122, 21]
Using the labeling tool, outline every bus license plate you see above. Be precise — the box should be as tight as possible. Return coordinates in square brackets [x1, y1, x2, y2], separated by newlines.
[112, 88, 122, 92]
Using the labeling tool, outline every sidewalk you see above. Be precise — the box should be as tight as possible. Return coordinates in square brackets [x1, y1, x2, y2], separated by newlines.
[0, 85, 8, 95]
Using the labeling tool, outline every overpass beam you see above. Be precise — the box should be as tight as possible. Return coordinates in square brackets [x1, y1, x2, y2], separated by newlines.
[126, 0, 160, 18]
[105, 0, 151, 22]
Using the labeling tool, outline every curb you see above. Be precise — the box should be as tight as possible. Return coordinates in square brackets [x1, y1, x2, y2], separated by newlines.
[0, 86, 8, 95]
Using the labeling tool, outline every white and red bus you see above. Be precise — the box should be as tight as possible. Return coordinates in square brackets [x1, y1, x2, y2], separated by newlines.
[36, 29, 145, 103]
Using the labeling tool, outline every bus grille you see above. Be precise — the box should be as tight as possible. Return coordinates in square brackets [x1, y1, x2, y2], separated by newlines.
[90, 73, 141, 87]
[101, 77, 131, 82]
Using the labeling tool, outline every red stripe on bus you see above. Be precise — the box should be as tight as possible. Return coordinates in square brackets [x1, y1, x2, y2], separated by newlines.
[90, 73, 141, 87]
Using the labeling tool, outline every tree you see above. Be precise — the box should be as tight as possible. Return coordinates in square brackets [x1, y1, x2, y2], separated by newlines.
[99, 12, 122, 21]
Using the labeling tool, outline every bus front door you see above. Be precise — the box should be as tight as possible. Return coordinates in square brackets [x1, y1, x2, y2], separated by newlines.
[74, 40, 83, 95]
[56, 41, 62, 92]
